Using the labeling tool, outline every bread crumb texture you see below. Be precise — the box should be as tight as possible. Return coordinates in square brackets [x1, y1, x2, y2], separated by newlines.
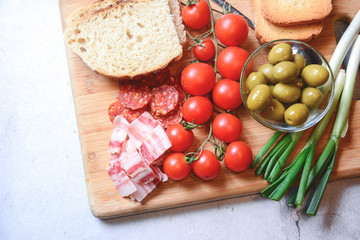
[64, 0, 183, 79]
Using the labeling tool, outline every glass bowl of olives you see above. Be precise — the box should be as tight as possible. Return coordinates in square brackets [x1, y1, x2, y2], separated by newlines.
[240, 39, 335, 133]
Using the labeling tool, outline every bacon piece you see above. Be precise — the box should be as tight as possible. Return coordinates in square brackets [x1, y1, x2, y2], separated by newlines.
[151, 152, 168, 166]
[130, 181, 158, 202]
[131, 165, 157, 184]
[109, 116, 129, 154]
[128, 111, 160, 148]
[151, 166, 168, 183]
[107, 162, 137, 197]
[121, 143, 147, 177]
[140, 125, 172, 164]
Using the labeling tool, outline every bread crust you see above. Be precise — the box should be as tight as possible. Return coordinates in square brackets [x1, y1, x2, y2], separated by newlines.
[64, 0, 185, 80]
[251, 0, 324, 44]
[260, 0, 333, 26]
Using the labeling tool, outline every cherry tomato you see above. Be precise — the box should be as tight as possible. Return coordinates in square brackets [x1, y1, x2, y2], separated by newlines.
[181, 62, 215, 96]
[182, 96, 213, 125]
[192, 150, 221, 180]
[215, 13, 249, 47]
[217, 47, 253, 81]
[192, 39, 216, 62]
[163, 153, 192, 181]
[224, 141, 253, 172]
[212, 79, 242, 110]
[212, 113, 242, 143]
[181, 0, 210, 30]
[166, 124, 194, 152]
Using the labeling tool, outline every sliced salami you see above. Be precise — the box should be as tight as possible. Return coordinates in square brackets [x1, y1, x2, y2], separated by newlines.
[118, 83, 151, 110]
[121, 107, 148, 123]
[150, 85, 179, 115]
[144, 68, 170, 87]
[153, 105, 183, 129]
[169, 76, 186, 105]
[108, 101, 124, 122]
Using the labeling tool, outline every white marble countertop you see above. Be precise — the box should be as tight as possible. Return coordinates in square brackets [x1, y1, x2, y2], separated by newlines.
[1, 1, 359, 239]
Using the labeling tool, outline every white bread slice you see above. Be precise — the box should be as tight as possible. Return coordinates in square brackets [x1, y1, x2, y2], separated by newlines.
[260, 0, 333, 26]
[168, 0, 187, 45]
[64, 0, 184, 79]
[250, 0, 324, 44]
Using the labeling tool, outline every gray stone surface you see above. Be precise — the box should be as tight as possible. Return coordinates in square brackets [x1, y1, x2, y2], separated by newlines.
[0, 1, 359, 239]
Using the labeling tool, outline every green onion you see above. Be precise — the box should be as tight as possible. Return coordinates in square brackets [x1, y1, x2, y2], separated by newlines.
[305, 35, 360, 215]
[251, 131, 282, 168]
[256, 10, 360, 210]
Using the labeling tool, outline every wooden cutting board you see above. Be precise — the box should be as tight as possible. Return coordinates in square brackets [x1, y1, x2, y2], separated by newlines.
[59, 0, 360, 219]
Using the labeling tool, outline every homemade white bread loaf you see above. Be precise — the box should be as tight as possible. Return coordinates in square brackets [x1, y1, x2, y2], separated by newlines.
[250, 0, 324, 44]
[64, 0, 185, 79]
[260, 0, 333, 26]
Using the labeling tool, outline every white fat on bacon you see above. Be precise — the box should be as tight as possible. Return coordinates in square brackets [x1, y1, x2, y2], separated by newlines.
[109, 116, 130, 154]
[140, 125, 172, 164]
[106, 112, 172, 202]
[121, 142, 148, 178]
[107, 162, 137, 197]
[127, 111, 160, 148]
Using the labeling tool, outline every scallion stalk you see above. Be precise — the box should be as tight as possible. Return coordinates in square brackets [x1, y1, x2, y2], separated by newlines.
[251, 131, 283, 168]
[305, 34, 360, 215]
[258, 10, 360, 208]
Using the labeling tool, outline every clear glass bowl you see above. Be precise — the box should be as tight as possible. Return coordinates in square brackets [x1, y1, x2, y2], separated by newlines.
[240, 39, 335, 133]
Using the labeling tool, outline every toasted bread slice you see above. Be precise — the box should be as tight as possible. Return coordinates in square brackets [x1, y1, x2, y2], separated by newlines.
[64, 0, 184, 79]
[260, 0, 333, 26]
[251, 0, 324, 44]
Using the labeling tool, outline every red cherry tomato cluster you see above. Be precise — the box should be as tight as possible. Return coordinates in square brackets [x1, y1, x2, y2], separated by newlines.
[164, 2, 254, 181]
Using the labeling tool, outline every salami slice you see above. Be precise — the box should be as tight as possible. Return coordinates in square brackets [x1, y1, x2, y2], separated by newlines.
[121, 107, 148, 123]
[108, 101, 124, 122]
[150, 85, 179, 115]
[145, 68, 170, 87]
[153, 105, 183, 129]
[168, 76, 186, 105]
[118, 83, 151, 110]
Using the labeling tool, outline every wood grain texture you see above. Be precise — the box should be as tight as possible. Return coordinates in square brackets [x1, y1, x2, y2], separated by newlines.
[59, 0, 360, 219]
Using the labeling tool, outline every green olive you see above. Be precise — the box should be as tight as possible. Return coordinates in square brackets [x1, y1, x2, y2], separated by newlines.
[258, 63, 278, 84]
[301, 87, 323, 108]
[284, 103, 309, 126]
[247, 84, 272, 111]
[269, 85, 275, 94]
[260, 99, 285, 121]
[272, 61, 300, 83]
[302, 64, 329, 87]
[293, 54, 306, 71]
[273, 83, 301, 103]
[291, 77, 305, 88]
[246, 72, 267, 92]
[268, 43, 293, 65]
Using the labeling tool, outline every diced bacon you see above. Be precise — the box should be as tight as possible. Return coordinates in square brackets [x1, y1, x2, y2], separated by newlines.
[106, 162, 136, 197]
[109, 153, 121, 164]
[151, 152, 167, 166]
[109, 116, 130, 154]
[140, 125, 172, 164]
[130, 181, 158, 202]
[131, 165, 157, 184]
[121, 143, 147, 177]
[127, 112, 160, 148]
[151, 166, 168, 183]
